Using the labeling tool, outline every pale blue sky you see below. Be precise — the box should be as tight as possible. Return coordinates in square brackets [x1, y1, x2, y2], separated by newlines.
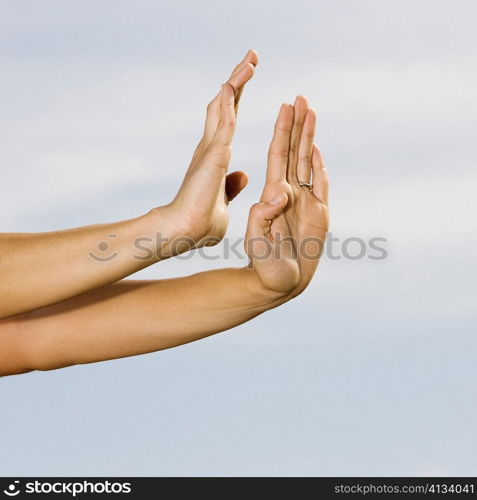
[1, 0, 476, 476]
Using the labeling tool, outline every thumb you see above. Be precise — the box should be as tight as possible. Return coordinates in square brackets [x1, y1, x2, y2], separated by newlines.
[246, 193, 288, 239]
[225, 171, 248, 201]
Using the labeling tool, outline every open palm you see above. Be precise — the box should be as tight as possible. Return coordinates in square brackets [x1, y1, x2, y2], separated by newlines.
[245, 96, 329, 296]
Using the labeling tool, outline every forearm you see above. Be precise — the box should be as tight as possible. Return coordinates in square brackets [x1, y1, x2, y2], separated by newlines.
[0, 267, 285, 375]
[0, 52, 258, 321]
[0, 207, 181, 318]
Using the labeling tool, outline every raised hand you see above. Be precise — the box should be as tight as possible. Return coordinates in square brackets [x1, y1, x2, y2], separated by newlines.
[245, 96, 329, 297]
[162, 49, 259, 248]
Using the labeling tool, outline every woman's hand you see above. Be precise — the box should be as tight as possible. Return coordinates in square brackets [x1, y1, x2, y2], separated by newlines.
[0, 51, 259, 319]
[157, 50, 258, 249]
[245, 96, 329, 299]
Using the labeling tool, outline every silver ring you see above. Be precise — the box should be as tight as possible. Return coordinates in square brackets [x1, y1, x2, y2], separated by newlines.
[299, 182, 313, 191]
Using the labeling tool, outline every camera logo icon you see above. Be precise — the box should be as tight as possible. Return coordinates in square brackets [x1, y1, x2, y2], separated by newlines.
[89, 234, 119, 262]
[3, 481, 20, 497]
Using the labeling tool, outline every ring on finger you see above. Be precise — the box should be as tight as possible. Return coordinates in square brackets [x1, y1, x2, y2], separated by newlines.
[298, 182, 313, 191]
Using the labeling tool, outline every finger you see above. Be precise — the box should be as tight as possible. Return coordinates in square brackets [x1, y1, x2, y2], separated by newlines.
[228, 49, 259, 84]
[311, 144, 329, 204]
[201, 51, 258, 149]
[225, 171, 248, 201]
[228, 49, 258, 110]
[246, 193, 288, 240]
[297, 108, 316, 185]
[230, 63, 255, 111]
[205, 83, 236, 167]
[200, 88, 223, 148]
[243, 48, 259, 68]
[288, 95, 308, 183]
[266, 103, 294, 182]
[211, 83, 235, 145]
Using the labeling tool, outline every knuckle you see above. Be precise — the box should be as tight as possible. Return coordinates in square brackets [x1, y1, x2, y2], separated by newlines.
[250, 202, 263, 215]
[268, 149, 288, 160]
[219, 117, 235, 129]
[207, 99, 218, 114]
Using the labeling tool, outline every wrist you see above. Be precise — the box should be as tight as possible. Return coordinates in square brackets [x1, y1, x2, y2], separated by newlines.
[136, 205, 196, 261]
[147, 202, 219, 253]
[240, 266, 293, 311]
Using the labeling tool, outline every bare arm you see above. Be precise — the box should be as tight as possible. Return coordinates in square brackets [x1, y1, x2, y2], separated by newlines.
[0, 268, 284, 375]
[0, 212, 170, 319]
[0, 50, 258, 319]
[0, 95, 328, 377]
